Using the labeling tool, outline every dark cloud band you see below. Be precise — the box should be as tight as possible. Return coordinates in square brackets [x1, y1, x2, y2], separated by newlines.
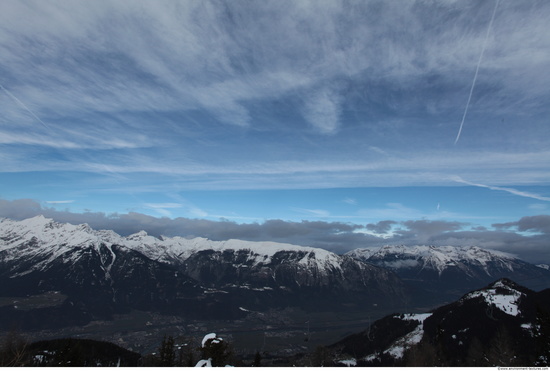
[1, 198, 548, 264]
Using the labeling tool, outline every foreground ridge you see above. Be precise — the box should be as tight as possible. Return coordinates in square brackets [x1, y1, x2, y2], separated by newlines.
[330, 278, 550, 367]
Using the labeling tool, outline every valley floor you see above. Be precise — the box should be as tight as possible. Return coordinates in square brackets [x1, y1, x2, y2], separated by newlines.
[2, 306, 399, 361]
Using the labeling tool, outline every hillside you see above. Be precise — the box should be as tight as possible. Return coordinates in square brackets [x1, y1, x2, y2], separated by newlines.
[330, 278, 550, 366]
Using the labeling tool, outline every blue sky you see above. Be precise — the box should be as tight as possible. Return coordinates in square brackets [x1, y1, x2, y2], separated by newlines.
[0, 1, 549, 262]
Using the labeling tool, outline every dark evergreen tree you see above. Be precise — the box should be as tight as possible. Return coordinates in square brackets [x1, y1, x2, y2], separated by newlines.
[310, 345, 335, 367]
[52, 338, 85, 366]
[486, 327, 519, 367]
[175, 336, 198, 367]
[405, 340, 438, 366]
[466, 337, 488, 367]
[158, 335, 176, 367]
[535, 306, 550, 366]
[253, 350, 262, 367]
[28, 338, 140, 366]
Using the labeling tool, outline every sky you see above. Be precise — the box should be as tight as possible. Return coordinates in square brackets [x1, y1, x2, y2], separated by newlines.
[0, 0, 549, 262]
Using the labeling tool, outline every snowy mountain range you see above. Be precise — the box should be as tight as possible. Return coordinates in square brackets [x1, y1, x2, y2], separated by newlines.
[346, 245, 550, 303]
[0, 216, 406, 329]
[2, 215, 550, 333]
[0, 215, 382, 282]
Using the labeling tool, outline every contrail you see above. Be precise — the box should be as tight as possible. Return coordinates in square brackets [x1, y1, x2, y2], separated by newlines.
[0, 83, 50, 130]
[451, 175, 550, 202]
[455, 0, 500, 145]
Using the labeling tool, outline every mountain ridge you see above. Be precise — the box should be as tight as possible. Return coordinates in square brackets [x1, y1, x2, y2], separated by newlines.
[0, 215, 348, 275]
[330, 278, 550, 366]
[0, 216, 407, 329]
[346, 244, 550, 302]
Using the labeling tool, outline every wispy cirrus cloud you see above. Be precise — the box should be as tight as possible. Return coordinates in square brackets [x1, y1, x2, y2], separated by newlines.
[1, 0, 549, 235]
[302, 87, 343, 134]
[144, 203, 183, 209]
[343, 198, 357, 205]
[291, 208, 331, 218]
[144, 202, 209, 218]
[451, 176, 550, 202]
[2, 0, 549, 139]
[2, 145, 548, 192]
[144, 203, 183, 218]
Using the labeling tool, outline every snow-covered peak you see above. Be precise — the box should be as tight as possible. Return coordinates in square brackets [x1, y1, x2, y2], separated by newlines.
[346, 245, 517, 274]
[126, 230, 160, 246]
[0, 216, 345, 274]
[127, 230, 149, 239]
[370, 245, 512, 260]
[462, 279, 525, 317]
[0, 216, 122, 248]
[128, 235, 344, 273]
[0, 217, 127, 275]
[345, 247, 378, 260]
[1, 215, 57, 234]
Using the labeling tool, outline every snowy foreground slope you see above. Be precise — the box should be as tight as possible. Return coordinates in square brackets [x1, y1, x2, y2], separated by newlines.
[330, 278, 550, 366]
[0, 216, 406, 329]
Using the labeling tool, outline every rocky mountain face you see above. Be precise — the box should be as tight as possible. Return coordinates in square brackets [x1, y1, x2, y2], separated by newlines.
[0, 216, 407, 330]
[346, 245, 550, 305]
[331, 278, 550, 366]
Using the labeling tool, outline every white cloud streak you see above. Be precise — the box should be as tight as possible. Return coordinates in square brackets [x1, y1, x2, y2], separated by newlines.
[0, 0, 548, 194]
[144, 203, 183, 209]
[292, 208, 331, 218]
[451, 176, 550, 202]
[303, 87, 342, 134]
[0, 83, 50, 130]
[1, 0, 548, 136]
[455, 0, 500, 144]
[343, 198, 357, 205]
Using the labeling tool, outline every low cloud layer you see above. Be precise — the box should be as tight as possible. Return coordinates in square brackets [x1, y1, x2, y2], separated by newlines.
[1, 198, 549, 264]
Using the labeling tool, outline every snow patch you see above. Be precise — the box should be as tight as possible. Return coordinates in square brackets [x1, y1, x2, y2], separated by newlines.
[364, 353, 378, 362]
[397, 313, 432, 322]
[521, 323, 533, 335]
[201, 333, 219, 348]
[381, 312, 432, 359]
[339, 358, 357, 367]
[464, 283, 523, 316]
[195, 358, 212, 367]
[383, 324, 424, 359]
